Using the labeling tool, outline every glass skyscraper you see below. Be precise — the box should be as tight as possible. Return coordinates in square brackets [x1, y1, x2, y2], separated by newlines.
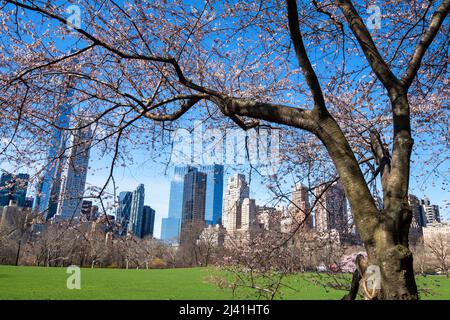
[128, 184, 145, 236]
[116, 191, 133, 235]
[180, 169, 207, 244]
[33, 92, 72, 220]
[160, 166, 195, 244]
[201, 164, 224, 225]
[161, 165, 224, 244]
[181, 169, 207, 223]
[55, 122, 93, 220]
[142, 205, 156, 238]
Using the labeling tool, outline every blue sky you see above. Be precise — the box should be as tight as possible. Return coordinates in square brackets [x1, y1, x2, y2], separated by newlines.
[0, 0, 448, 238]
[82, 136, 450, 239]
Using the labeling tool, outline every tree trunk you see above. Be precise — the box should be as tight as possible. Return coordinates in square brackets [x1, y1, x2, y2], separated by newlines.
[365, 207, 418, 300]
[376, 242, 418, 299]
[315, 104, 418, 300]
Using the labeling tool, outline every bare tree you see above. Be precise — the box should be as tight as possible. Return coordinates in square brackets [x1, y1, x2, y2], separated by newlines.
[426, 233, 450, 277]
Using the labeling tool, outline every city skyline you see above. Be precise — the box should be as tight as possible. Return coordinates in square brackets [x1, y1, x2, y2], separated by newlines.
[1, 162, 448, 240]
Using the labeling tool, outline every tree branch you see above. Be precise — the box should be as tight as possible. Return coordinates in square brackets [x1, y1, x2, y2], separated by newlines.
[335, 0, 401, 90]
[286, 0, 328, 115]
[401, 0, 450, 88]
[221, 97, 317, 131]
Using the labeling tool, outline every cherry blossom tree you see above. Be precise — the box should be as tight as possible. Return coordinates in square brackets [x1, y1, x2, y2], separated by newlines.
[0, 0, 449, 299]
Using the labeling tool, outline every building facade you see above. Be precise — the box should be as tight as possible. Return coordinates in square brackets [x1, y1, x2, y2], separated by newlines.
[315, 181, 348, 236]
[161, 166, 195, 244]
[222, 174, 250, 233]
[128, 184, 145, 236]
[116, 191, 133, 234]
[240, 198, 258, 232]
[0, 173, 30, 207]
[420, 197, 440, 224]
[290, 183, 313, 230]
[33, 94, 72, 220]
[80, 200, 98, 222]
[141, 205, 156, 238]
[408, 194, 426, 244]
[55, 123, 92, 220]
[201, 164, 224, 225]
[257, 206, 282, 232]
[180, 169, 207, 244]
[0, 201, 31, 229]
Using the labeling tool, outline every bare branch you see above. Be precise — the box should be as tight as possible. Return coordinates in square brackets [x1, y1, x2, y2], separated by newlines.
[402, 0, 450, 88]
[286, 0, 327, 114]
[335, 0, 401, 90]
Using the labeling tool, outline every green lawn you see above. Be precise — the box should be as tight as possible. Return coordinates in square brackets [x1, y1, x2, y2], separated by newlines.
[0, 265, 448, 300]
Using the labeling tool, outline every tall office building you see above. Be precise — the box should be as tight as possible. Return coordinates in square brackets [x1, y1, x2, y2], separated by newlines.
[315, 181, 348, 235]
[0, 173, 30, 207]
[180, 169, 207, 244]
[33, 92, 72, 220]
[55, 123, 92, 220]
[141, 205, 156, 238]
[420, 197, 440, 224]
[0, 201, 31, 228]
[116, 191, 133, 234]
[128, 184, 145, 236]
[81, 200, 93, 220]
[408, 194, 425, 244]
[161, 166, 195, 244]
[290, 183, 313, 229]
[201, 164, 224, 226]
[257, 206, 282, 232]
[409, 194, 427, 227]
[80, 200, 98, 221]
[222, 174, 250, 233]
[240, 198, 258, 232]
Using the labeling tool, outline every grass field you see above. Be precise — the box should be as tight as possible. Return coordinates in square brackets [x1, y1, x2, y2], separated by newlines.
[0, 265, 449, 300]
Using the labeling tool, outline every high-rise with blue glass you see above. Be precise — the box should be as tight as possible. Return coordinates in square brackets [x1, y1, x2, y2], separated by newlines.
[116, 191, 133, 234]
[160, 166, 195, 244]
[142, 205, 156, 238]
[180, 169, 207, 244]
[128, 184, 145, 236]
[33, 91, 72, 220]
[55, 122, 92, 221]
[201, 164, 224, 225]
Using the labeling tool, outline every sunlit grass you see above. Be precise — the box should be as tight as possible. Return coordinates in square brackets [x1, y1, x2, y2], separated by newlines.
[0, 265, 448, 300]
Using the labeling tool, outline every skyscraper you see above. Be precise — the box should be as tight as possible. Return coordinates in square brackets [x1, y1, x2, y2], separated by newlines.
[257, 206, 282, 232]
[128, 184, 145, 236]
[180, 169, 207, 244]
[290, 183, 313, 229]
[408, 194, 425, 244]
[141, 205, 156, 238]
[33, 91, 72, 220]
[161, 166, 195, 244]
[81, 200, 93, 220]
[420, 197, 440, 224]
[222, 174, 250, 233]
[0, 173, 30, 207]
[315, 181, 348, 235]
[116, 191, 133, 234]
[200, 164, 224, 225]
[240, 198, 257, 232]
[55, 122, 92, 220]
[80, 200, 98, 221]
